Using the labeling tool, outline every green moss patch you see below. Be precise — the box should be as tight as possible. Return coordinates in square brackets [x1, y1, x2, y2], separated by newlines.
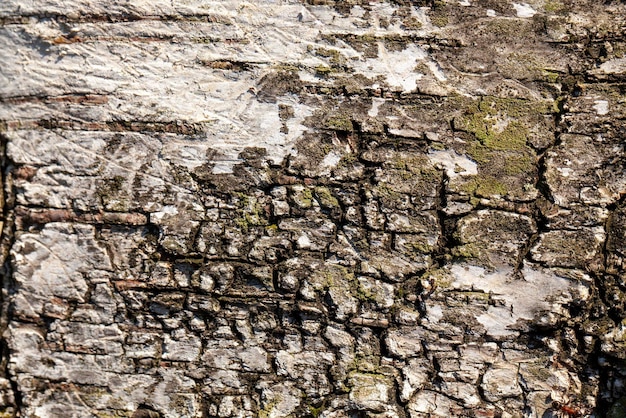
[460, 175, 508, 198]
[452, 96, 556, 200]
[325, 114, 353, 131]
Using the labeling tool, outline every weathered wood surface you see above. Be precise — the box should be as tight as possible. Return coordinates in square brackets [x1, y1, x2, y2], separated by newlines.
[0, 1, 625, 417]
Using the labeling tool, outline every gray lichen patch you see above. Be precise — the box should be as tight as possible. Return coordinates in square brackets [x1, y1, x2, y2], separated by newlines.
[530, 228, 605, 270]
[452, 209, 536, 267]
[545, 133, 626, 208]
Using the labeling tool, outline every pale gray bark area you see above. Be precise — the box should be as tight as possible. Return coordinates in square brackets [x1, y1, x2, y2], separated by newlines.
[0, 1, 625, 417]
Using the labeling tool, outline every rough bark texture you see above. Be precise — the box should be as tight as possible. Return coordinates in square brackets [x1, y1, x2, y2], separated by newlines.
[0, 1, 625, 417]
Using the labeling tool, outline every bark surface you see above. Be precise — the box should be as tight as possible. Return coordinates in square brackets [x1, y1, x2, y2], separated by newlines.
[0, 1, 625, 417]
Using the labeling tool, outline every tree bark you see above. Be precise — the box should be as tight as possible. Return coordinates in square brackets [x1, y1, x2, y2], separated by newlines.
[0, 1, 625, 417]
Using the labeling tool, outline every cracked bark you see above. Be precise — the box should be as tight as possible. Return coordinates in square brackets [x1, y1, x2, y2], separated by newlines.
[0, 1, 626, 417]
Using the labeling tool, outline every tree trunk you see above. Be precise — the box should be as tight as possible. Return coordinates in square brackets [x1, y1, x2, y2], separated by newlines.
[0, 1, 625, 417]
